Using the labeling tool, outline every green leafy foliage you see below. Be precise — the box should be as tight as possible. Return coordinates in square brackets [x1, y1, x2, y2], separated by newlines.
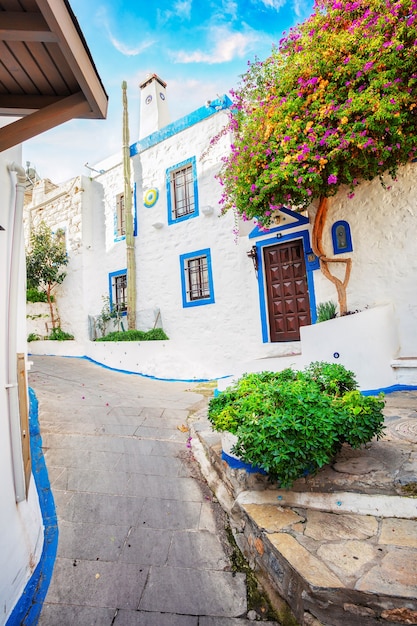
[26, 222, 68, 292]
[316, 300, 337, 322]
[96, 328, 169, 342]
[26, 288, 51, 303]
[26, 222, 68, 329]
[208, 362, 385, 488]
[218, 0, 417, 228]
[27, 333, 41, 342]
[48, 327, 74, 341]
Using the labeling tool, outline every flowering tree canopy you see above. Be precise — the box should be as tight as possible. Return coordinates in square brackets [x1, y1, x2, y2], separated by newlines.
[219, 0, 417, 228]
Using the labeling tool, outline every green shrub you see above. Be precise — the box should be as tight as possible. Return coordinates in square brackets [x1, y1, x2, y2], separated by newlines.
[208, 362, 385, 488]
[26, 288, 52, 303]
[316, 301, 337, 323]
[48, 327, 74, 341]
[27, 333, 41, 342]
[96, 328, 169, 342]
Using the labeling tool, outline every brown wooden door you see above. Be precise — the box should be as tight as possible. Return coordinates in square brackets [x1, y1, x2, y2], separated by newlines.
[264, 240, 311, 342]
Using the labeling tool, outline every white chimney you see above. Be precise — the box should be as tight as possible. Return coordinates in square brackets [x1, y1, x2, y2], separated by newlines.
[139, 74, 170, 139]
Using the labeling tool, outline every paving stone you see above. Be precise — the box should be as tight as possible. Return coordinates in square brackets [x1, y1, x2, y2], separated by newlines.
[268, 533, 344, 588]
[198, 501, 218, 533]
[137, 498, 202, 530]
[317, 540, 380, 579]
[127, 474, 205, 501]
[379, 518, 417, 548]
[333, 457, 386, 474]
[57, 520, 130, 561]
[242, 504, 304, 532]
[149, 439, 187, 457]
[64, 492, 145, 525]
[356, 547, 417, 598]
[119, 527, 173, 565]
[167, 530, 230, 569]
[198, 616, 278, 626]
[304, 510, 378, 541]
[61, 467, 131, 495]
[141, 416, 189, 429]
[113, 610, 198, 625]
[138, 566, 247, 616]
[133, 425, 189, 441]
[45, 558, 149, 608]
[38, 604, 115, 625]
[115, 451, 184, 476]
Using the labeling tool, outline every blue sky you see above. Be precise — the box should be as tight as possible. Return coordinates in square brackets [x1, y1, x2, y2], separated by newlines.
[23, 0, 314, 183]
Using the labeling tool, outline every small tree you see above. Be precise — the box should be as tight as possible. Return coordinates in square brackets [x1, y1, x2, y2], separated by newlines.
[218, 0, 417, 313]
[26, 222, 68, 329]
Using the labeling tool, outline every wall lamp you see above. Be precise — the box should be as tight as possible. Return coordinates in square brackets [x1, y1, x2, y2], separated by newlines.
[247, 245, 258, 273]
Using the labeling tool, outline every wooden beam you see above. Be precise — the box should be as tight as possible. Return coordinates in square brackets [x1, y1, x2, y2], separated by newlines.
[0, 93, 62, 113]
[0, 91, 90, 152]
[0, 13, 57, 42]
[37, 0, 108, 119]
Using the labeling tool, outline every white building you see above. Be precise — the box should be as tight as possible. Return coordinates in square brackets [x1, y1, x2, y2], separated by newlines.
[0, 2, 107, 624]
[26, 75, 417, 392]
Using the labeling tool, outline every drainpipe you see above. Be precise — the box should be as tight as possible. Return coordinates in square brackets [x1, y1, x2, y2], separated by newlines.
[7, 162, 27, 502]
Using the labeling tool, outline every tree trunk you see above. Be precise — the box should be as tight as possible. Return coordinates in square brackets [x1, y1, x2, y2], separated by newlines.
[311, 196, 352, 315]
[46, 284, 56, 330]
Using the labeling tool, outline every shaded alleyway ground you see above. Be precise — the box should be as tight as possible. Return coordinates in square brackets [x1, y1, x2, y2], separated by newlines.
[29, 356, 281, 626]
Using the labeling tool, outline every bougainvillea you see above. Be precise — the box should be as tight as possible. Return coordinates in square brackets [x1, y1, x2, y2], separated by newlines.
[218, 0, 417, 228]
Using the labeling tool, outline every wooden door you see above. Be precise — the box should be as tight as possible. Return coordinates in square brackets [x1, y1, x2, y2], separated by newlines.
[264, 240, 311, 342]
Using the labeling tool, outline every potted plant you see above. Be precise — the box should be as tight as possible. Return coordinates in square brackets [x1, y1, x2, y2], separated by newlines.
[208, 362, 385, 488]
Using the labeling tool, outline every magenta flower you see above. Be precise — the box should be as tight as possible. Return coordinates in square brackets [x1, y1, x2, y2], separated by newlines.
[328, 174, 338, 184]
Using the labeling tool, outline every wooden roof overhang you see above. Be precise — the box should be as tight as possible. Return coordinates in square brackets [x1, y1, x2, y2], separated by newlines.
[0, 0, 108, 152]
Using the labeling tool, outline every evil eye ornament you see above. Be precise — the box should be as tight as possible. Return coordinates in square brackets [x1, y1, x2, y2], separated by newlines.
[143, 188, 159, 208]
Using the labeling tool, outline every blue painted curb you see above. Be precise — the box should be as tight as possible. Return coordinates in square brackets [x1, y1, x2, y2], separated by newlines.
[221, 450, 267, 474]
[6, 388, 58, 626]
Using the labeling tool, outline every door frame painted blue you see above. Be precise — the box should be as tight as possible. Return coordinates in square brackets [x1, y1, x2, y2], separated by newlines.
[254, 229, 319, 343]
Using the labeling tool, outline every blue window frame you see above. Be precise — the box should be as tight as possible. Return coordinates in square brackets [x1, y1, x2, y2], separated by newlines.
[180, 249, 214, 307]
[332, 220, 353, 254]
[109, 269, 127, 315]
[255, 230, 319, 342]
[167, 157, 199, 225]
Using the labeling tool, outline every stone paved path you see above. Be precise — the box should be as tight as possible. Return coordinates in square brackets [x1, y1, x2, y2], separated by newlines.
[29, 356, 279, 626]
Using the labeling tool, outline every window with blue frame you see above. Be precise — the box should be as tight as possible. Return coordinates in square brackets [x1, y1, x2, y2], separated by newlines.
[331, 220, 353, 254]
[180, 249, 214, 307]
[114, 184, 137, 242]
[115, 192, 126, 238]
[167, 157, 199, 224]
[109, 269, 127, 314]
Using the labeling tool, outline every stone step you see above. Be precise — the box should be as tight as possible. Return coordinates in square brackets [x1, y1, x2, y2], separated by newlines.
[391, 357, 417, 386]
[235, 497, 417, 626]
[236, 489, 417, 519]
[189, 398, 417, 626]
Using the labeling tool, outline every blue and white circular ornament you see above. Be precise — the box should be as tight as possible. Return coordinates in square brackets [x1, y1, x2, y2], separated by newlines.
[143, 188, 159, 208]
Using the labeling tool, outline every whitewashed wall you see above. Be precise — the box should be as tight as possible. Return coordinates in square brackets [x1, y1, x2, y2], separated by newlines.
[309, 162, 417, 357]
[1, 147, 44, 623]
[25, 104, 417, 386]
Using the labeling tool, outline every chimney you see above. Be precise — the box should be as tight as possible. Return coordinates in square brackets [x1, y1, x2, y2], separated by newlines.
[139, 74, 170, 139]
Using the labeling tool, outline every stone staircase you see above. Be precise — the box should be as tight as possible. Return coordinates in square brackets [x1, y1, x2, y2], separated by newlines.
[190, 390, 417, 626]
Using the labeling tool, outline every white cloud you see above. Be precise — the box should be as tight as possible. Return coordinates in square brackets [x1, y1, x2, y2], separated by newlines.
[291, 0, 312, 18]
[175, 0, 192, 19]
[171, 26, 260, 64]
[108, 35, 155, 57]
[96, 6, 155, 56]
[257, 0, 287, 9]
[157, 0, 192, 25]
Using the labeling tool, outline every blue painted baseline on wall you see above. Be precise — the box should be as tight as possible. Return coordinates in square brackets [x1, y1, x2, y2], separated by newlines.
[6, 388, 58, 626]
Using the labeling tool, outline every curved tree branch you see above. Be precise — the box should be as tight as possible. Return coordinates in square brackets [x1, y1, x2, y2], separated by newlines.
[311, 196, 352, 315]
